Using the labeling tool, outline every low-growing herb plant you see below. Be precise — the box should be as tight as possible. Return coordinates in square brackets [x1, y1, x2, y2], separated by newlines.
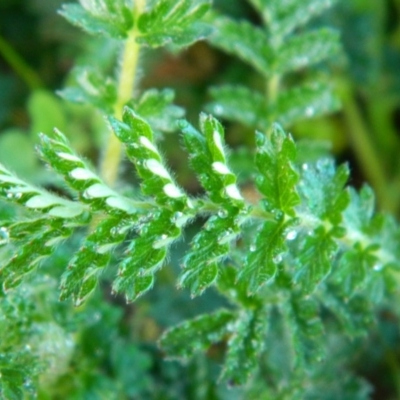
[0, 0, 400, 398]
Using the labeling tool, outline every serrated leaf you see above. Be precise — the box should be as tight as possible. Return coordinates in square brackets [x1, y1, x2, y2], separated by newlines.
[255, 125, 300, 216]
[1, 223, 71, 291]
[38, 130, 136, 215]
[60, 217, 135, 305]
[298, 158, 350, 225]
[178, 214, 239, 296]
[59, 1, 133, 39]
[130, 89, 185, 133]
[220, 308, 268, 385]
[137, 0, 212, 48]
[249, 0, 338, 38]
[0, 163, 87, 218]
[113, 209, 181, 301]
[322, 285, 375, 336]
[283, 297, 324, 367]
[180, 114, 245, 208]
[295, 226, 339, 293]
[343, 186, 376, 239]
[110, 108, 189, 209]
[159, 309, 235, 359]
[274, 28, 341, 74]
[208, 17, 272, 77]
[272, 81, 341, 127]
[207, 85, 268, 130]
[238, 219, 295, 295]
[335, 245, 378, 297]
[59, 67, 117, 113]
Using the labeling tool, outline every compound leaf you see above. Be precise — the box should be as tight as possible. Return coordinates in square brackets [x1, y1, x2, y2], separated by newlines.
[255, 125, 300, 216]
[137, 0, 212, 48]
[208, 17, 272, 77]
[220, 308, 268, 385]
[274, 28, 341, 75]
[159, 309, 235, 359]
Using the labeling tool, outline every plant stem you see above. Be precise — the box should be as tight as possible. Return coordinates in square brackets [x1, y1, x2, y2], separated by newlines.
[0, 34, 42, 90]
[340, 82, 394, 212]
[101, 0, 146, 186]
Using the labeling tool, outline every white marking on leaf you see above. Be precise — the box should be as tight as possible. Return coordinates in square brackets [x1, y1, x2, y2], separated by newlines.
[212, 161, 231, 175]
[213, 130, 225, 158]
[56, 152, 81, 162]
[145, 159, 171, 179]
[163, 183, 184, 198]
[84, 183, 115, 199]
[140, 136, 158, 154]
[70, 168, 97, 181]
[225, 184, 243, 200]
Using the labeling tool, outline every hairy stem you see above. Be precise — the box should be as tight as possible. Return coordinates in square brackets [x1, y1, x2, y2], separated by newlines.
[101, 0, 146, 186]
[0, 35, 42, 90]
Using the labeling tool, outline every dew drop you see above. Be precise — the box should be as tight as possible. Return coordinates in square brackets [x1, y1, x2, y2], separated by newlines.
[250, 244, 256, 252]
[218, 209, 228, 219]
[285, 230, 297, 241]
[273, 209, 284, 221]
[272, 253, 283, 264]
[302, 163, 309, 171]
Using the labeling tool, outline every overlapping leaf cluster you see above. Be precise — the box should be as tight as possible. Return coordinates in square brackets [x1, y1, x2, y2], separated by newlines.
[207, 0, 341, 130]
[1, 0, 400, 397]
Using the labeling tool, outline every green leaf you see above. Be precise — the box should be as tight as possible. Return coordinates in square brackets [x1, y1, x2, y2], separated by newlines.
[159, 309, 235, 359]
[255, 125, 300, 216]
[335, 244, 378, 297]
[181, 114, 246, 208]
[59, 67, 117, 113]
[38, 129, 137, 215]
[274, 28, 341, 75]
[130, 89, 185, 133]
[137, 0, 212, 48]
[295, 226, 339, 293]
[249, 0, 339, 38]
[59, 0, 134, 38]
[178, 214, 239, 296]
[60, 217, 136, 305]
[298, 158, 350, 225]
[272, 82, 341, 127]
[0, 163, 87, 219]
[1, 220, 72, 291]
[207, 85, 268, 130]
[112, 209, 181, 302]
[110, 108, 190, 210]
[322, 286, 374, 336]
[238, 219, 296, 295]
[208, 17, 272, 77]
[283, 297, 324, 366]
[220, 308, 268, 385]
[343, 186, 375, 235]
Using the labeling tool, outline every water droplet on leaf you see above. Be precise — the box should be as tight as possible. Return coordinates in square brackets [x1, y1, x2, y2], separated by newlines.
[285, 230, 297, 241]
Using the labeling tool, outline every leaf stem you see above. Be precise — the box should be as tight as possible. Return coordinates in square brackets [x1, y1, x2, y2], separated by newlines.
[0, 34, 42, 90]
[101, 0, 146, 186]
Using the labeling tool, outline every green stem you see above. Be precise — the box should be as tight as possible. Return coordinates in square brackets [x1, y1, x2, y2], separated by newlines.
[0, 34, 42, 90]
[101, 0, 146, 186]
[340, 81, 394, 212]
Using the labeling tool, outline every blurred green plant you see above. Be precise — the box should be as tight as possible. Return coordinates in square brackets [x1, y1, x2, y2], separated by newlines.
[0, 0, 400, 399]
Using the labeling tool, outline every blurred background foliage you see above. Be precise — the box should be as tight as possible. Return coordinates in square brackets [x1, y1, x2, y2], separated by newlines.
[0, 0, 400, 398]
